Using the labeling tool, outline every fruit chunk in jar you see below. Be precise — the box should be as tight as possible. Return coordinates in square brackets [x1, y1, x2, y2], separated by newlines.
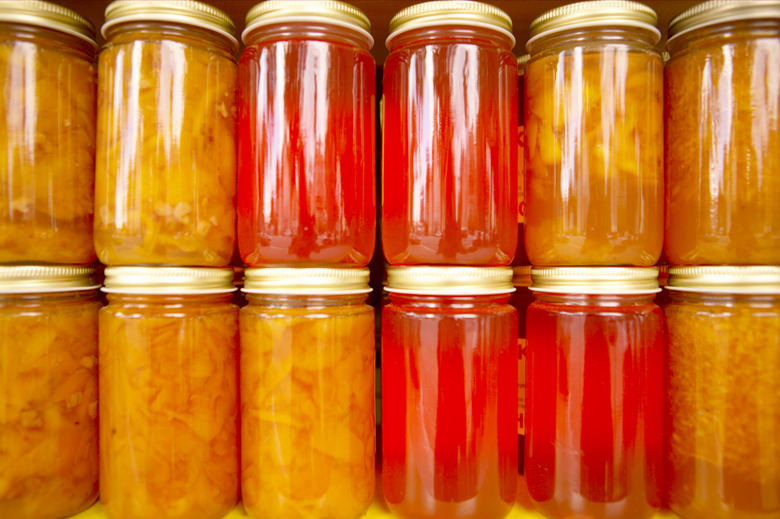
[0, 295, 100, 519]
[524, 49, 663, 266]
[240, 302, 375, 519]
[95, 31, 237, 266]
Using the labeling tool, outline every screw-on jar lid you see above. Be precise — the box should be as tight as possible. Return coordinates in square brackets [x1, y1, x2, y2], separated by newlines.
[0, 266, 99, 294]
[243, 267, 371, 295]
[243, 0, 372, 46]
[513, 265, 532, 288]
[667, 266, 780, 294]
[531, 267, 661, 294]
[517, 53, 530, 76]
[668, 0, 780, 41]
[0, 1, 96, 46]
[386, 266, 514, 295]
[102, 266, 235, 294]
[102, 0, 238, 52]
[527, 1, 660, 48]
[387, 1, 514, 47]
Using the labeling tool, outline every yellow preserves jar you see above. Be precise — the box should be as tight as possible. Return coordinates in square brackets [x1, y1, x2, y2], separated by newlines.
[0, 2, 97, 264]
[524, 1, 663, 266]
[665, 267, 780, 519]
[99, 267, 239, 519]
[664, 2, 780, 265]
[240, 268, 375, 519]
[95, 1, 238, 266]
[0, 266, 100, 519]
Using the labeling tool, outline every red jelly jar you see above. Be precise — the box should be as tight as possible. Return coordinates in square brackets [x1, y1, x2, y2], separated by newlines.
[382, 2, 518, 265]
[238, 0, 376, 267]
[525, 267, 664, 519]
[382, 267, 518, 519]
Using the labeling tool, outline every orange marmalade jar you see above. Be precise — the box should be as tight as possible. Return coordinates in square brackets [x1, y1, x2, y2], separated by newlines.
[524, 1, 663, 266]
[99, 267, 239, 519]
[664, 2, 780, 265]
[240, 268, 375, 519]
[665, 267, 780, 519]
[0, 266, 100, 519]
[382, 2, 518, 266]
[0, 2, 97, 264]
[95, 1, 238, 266]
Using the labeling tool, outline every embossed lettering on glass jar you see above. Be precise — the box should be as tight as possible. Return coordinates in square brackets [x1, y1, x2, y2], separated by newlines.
[95, 1, 238, 266]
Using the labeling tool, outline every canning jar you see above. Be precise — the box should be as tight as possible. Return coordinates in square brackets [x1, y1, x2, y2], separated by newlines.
[526, 268, 663, 519]
[665, 267, 780, 519]
[238, 1, 376, 267]
[524, 2, 663, 266]
[95, 1, 238, 266]
[99, 267, 239, 519]
[382, 2, 518, 266]
[0, 3, 96, 264]
[382, 267, 518, 519]
[0, 266, 100, 519]
[664, 2, 780, 265]
[240, 268, 375, 519]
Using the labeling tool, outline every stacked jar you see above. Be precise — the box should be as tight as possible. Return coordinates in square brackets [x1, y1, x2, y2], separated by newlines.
[663, 2, 780, 518]
[236, 2, 377, 519]
[382, 2, 518, 518]
[0, 3, 100, 518]
[93, 1, 241, 518]
[523, 2, 664, 519]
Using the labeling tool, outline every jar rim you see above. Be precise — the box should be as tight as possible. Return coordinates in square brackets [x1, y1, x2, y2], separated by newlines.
[386, 266, 515, 295]
[102, 266, 236, 295]
[0, 1, 97, 47]
[243, 267, 371, 295]
[667, 266, 780, 294]
[0, 266, 99, 294]
[530, 267, 661, 294]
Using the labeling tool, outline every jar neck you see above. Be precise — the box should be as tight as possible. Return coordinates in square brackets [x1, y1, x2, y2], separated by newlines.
[532, 291, 657, 306]
[244, 292, 368, 308]
[105, 292, 234, 306]
[667, 19, 780, 59]
[0, 289, 99, 305]
[527, 26, 660, 57]
[102, 21, 236, 58]
[0, 22, 96, 61]
[387, 292, 512, 309]
[387, 24, 515, 53]
[243, 21, 372, 52]
[667, 290, 780, 306]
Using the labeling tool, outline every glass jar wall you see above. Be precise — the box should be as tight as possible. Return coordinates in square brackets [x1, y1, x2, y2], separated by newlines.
[0, 3, 97, 264]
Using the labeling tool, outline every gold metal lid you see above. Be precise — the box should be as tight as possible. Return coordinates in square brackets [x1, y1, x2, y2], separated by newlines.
[243, 267, 371, 295]
[528, 1, 660, 47]
[531, 267, 660, 294]
[0, 266, 98, 294]
[102, 266, 235, 294]
[102, 0, 238, 52]
[513, 265, 532, 287]
[0, 1, 96, 46]
[517, 53, 530, 75]
[667, 266, 780, 294]
[243, 1, 372, 46]
[386, 266, 514, 295]
[388, 1, 514, 47]
[668, 0, 780, 40]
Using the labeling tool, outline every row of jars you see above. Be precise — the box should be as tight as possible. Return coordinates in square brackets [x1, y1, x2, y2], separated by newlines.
[1, 264, 778, 519]
[1, 0, 778, 268]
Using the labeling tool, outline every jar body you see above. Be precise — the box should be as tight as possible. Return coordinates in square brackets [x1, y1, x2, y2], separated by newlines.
[95, 23, 237, 266]
[99, 293, 239, 519]
[383, 26, 518, 265]
[240, 293, 375, 519]
[238, 23, 376, 267]
[0, 23, 96, 264]
[664, 21, 780, 265]
[524, 28, 663, 266]
[525, 293, 663, 519]
[0, 291, 100, 519]
[664, 292, 780, 519]
[382, 293, 518, 519]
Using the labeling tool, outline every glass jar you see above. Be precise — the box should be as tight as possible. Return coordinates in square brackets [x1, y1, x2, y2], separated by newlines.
[99, 267, 239, 519]
[95, 1, 238, 266]
[0, 3, 96, 264]
[0, 266, 100, 519]
[238, 1, 376, 267]
[382, 2, 518, 266]
[526, 268, 663, 519]
[382, 267, 518, 519]
[664, 2, 780, 265]
[664, 267, 780, 519]
[524, 2, 663, 266]
[240, 268, 375, 519]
